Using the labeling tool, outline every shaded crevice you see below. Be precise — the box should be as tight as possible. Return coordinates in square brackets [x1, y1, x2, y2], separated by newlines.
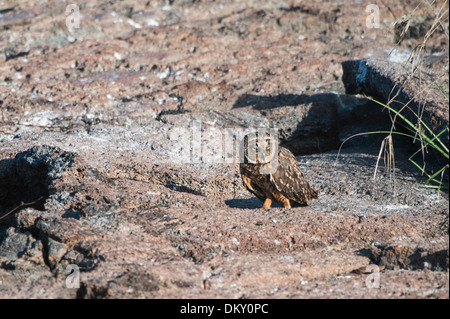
[149, 171, 206, 196]
[0, 159, 48, 222]
[0, 145, 77, 224]
[165, 184, 203, 196]
[232, 92, 393, 156]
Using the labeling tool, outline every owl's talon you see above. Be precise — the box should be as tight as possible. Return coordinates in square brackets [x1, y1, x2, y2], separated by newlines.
[262, 198, 272, 209]
[283, 199, 291, 209]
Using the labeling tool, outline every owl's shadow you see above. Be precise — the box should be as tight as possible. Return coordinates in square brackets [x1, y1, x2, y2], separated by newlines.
[225, 197, 283, 209]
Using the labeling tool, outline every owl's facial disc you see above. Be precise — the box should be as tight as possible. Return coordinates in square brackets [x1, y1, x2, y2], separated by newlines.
[244, 137, 259, 163]
[244, 134, 277, 164]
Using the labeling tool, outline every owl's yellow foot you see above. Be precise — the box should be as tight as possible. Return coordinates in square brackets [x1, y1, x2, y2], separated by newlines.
[283, 199, 291, 209]
[262, 198, 272, 209]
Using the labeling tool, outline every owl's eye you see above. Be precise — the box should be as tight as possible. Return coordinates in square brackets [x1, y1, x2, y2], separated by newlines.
[266, 146, 270, 151]
[252, 147, 257, 151]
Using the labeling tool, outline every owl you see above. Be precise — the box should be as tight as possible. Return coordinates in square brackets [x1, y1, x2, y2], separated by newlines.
[239, 131, 318, 209]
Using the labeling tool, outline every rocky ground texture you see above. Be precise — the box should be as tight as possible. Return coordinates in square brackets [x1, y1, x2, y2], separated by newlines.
[0, 0, 448, 298]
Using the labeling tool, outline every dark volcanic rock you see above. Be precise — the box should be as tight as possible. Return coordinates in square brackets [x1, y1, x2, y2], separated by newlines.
[342, 58, 449, 134]
[342, 58, 449, 172]
[0, 227, 42, 261]
[0, 145, 78, 215]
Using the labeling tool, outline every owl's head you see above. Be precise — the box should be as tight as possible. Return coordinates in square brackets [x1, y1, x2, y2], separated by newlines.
[241, 130, 278, 165]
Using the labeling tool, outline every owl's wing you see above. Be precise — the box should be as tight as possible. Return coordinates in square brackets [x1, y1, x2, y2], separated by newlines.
[271, 147, 318, 205]
[240, 164, 267, 202]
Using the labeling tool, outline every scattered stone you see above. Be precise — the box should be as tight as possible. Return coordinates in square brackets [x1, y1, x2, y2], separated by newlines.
[45, 237, 67, 269]
[0, 227, 42, 262]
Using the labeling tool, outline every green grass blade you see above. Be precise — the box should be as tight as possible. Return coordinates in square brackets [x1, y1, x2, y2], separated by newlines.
[368, 97, 448, 157]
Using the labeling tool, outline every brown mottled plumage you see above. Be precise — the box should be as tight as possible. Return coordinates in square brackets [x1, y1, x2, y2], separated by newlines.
[240, 132, 318, 209]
